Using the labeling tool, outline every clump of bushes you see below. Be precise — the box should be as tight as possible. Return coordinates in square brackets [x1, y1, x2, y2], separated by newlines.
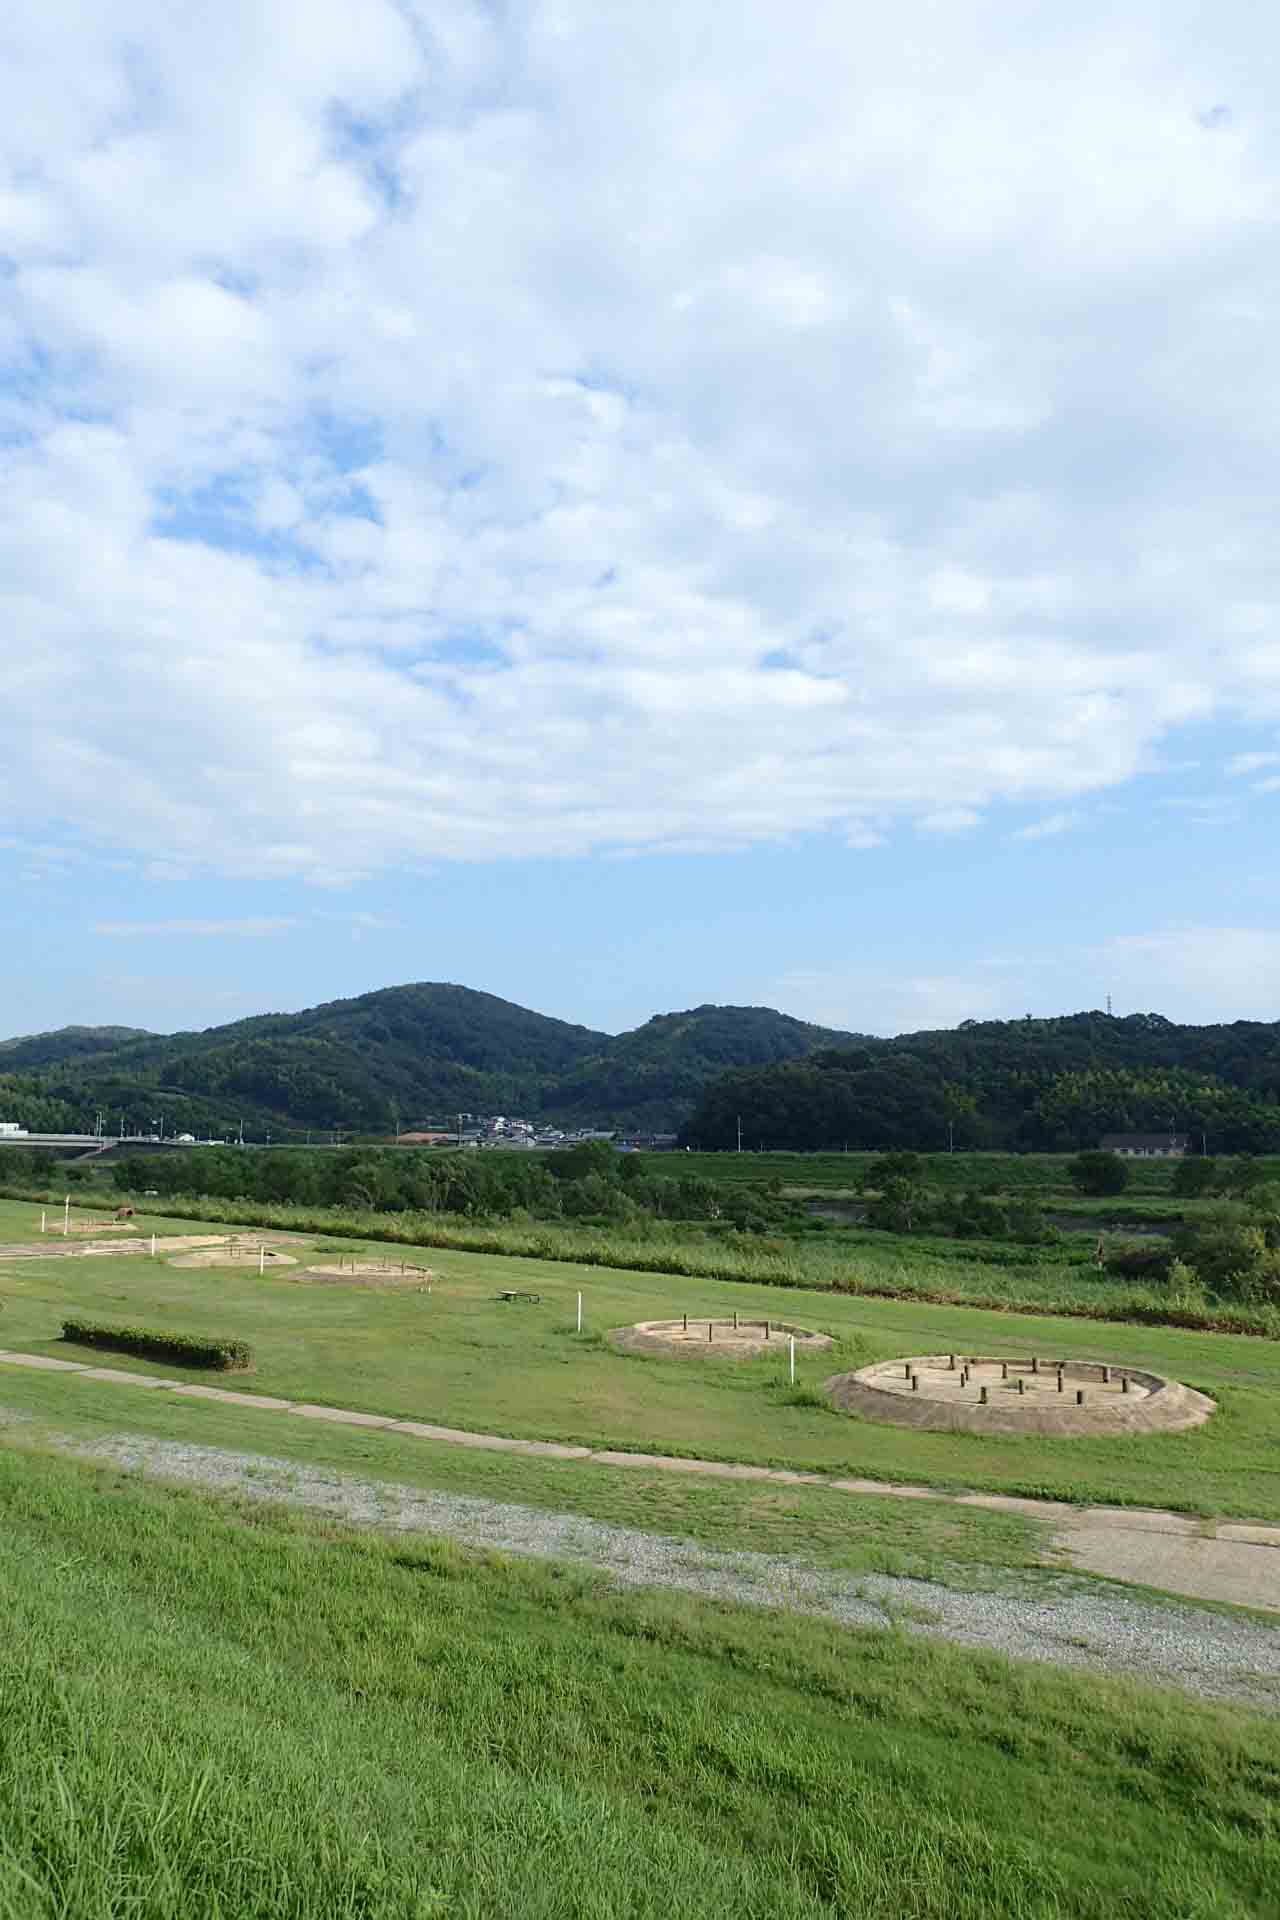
[1103, 1242, 1175, 1283]
[61, 1320, 252, 1371]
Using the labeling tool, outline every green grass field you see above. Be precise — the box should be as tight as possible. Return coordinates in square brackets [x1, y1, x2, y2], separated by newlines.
[5, 1196, 1280, 1915]
[3, 1199, 1280, 1519]
[3, 1441, 1279, 1920]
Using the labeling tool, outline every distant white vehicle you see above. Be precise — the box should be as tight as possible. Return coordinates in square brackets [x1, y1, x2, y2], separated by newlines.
[174, 1132, 196, 1144]
[0, 1122, 28, 1137]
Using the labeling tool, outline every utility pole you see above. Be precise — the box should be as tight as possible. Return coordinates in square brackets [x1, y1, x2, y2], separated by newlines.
[457, 1112, 463, 1148]
[948, 1119, 954, 1153]
[736, 1114, 742, 1155]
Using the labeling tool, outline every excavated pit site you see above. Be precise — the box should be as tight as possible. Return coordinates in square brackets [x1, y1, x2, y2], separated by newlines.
[826, 1354, 1215, 1436]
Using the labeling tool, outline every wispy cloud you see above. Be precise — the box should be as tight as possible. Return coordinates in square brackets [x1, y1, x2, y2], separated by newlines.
[1013, 810, 1084, 841]
[93, 918, 300, 938]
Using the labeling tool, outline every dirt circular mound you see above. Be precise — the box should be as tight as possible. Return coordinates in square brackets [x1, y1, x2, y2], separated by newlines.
[303, 1261, 435, 1288]
[610, 1317, 833, 1358]
[825, 1354, 1214, 1437]
[169, 1246, 299, 1270]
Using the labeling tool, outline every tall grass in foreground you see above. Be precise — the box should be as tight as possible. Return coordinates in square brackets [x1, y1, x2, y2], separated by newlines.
[2, 1444, 1278, 1918]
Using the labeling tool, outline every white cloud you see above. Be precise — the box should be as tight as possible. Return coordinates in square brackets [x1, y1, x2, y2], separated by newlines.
[2, 4, 1280, 878]
[919, 808, 982, 835]
[1100, 928, 1280, 1018]
[93, 918, 300, 938]
[1013, 810, 1085, 840]
[1226, 751, 1280, 776]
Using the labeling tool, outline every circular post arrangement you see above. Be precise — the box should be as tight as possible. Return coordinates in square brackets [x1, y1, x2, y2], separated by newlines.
[826, 1354, 1215, 1435]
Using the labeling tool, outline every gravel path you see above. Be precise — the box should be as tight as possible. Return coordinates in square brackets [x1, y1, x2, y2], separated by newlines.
[4, 1347, 1280, 1612]
[36, 1421, 1280, 1712]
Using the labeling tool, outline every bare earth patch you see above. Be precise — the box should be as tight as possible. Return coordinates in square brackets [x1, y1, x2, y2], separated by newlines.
[827, 1353, 1215, 1437]
[303, 1261, 435, 1288]
[610, 1317, 833, 1358]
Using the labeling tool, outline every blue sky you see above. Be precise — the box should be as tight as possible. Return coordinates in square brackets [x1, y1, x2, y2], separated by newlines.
[3, 2, 1280, 1041]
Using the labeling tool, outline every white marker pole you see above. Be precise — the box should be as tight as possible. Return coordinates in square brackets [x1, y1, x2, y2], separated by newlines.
[259, 1245, 265, 1276]
[150, 1233, 156, 1258]
[40, 1211, 46, 1234]
[576, 1291, 582, 1333]
[789, 1336, 796, 1385]
[63, 1195, 70, 1236]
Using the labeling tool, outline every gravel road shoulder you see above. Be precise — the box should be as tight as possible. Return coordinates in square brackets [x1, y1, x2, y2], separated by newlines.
[15, 1417, 1280, 1713]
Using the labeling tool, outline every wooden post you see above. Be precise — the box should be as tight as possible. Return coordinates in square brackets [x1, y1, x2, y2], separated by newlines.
[1001, 1361, 1008, 1380]
[1102, 1365, 1110, 1383]
[911, 1373, 919, 1391]
[1121, 1374, 1130, 1394]
[949, 1353, 956, 1370]
[708, 1321, 713, 1342]
[1031, 1356, 1039, 1375]
[1017, 1377, 1025, 1395]
[765, 1321, 770, 1340]
[980, 1386, 989, 1405]
[1057, 1370, 1064, 1392]
[733, 1311, 738, 1330]
[682, 1313, 687, 1332]
[1076, 1389, 1086, 1406]
[904, 1361, 912, 1378]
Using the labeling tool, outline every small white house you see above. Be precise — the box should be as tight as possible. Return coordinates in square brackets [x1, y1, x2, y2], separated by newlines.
[0, 1122, 28, 1137]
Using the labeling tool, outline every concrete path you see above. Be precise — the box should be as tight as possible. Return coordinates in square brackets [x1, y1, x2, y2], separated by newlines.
[2, 1346, 1277, 1614]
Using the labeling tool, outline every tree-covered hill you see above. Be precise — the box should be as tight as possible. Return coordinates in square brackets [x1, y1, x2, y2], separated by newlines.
[682, 1011, 1280, 1154]
[0, 985, 852, 1136]
[7, 993, 1280, 1147]
[0, 1025, 151, 1069]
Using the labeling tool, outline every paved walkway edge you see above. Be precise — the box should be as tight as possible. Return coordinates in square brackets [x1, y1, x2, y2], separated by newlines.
[1, 1347, 1277, 1611]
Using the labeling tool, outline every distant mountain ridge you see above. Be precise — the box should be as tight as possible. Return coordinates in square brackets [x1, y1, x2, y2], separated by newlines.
[0, 984, 856, 1135]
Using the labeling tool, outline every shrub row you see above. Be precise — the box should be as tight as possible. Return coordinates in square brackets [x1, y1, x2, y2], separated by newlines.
[61, 1319, 252, 1371]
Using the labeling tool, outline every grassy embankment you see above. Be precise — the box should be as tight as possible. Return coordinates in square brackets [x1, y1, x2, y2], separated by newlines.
[3, 1443, 1279, 1920]
[2, 1176, 1270, 1338]
[2, 1198, 1279, 1518]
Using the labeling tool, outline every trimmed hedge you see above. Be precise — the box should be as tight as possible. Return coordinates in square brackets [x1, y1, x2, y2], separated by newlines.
[60, 1320, 252, 1371]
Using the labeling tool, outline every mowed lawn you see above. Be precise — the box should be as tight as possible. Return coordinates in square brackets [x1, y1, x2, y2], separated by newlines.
[3, 1200, 1280, 1517]
[3, 1443, 1279, 1920]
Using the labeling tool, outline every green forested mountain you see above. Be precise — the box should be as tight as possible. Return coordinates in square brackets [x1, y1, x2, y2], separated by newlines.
[0, 985, 853, 1136]
[5, 992, 1280, 1147]
[682, 1011, 1280, 1154]
[0, 1025, 150, 1069]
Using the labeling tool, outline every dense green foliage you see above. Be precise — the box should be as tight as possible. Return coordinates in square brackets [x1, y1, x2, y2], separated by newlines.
[0, 986, 850, 1135]
[685, 1010, 1280, 1152]
[61, 1319, 252, 1370]
[1069, 1151, 1130, 1196]
[4, 1447, 1278, 1918]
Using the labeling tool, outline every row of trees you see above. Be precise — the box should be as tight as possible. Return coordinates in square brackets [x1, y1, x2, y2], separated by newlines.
[97, 1141, 801, 1234]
